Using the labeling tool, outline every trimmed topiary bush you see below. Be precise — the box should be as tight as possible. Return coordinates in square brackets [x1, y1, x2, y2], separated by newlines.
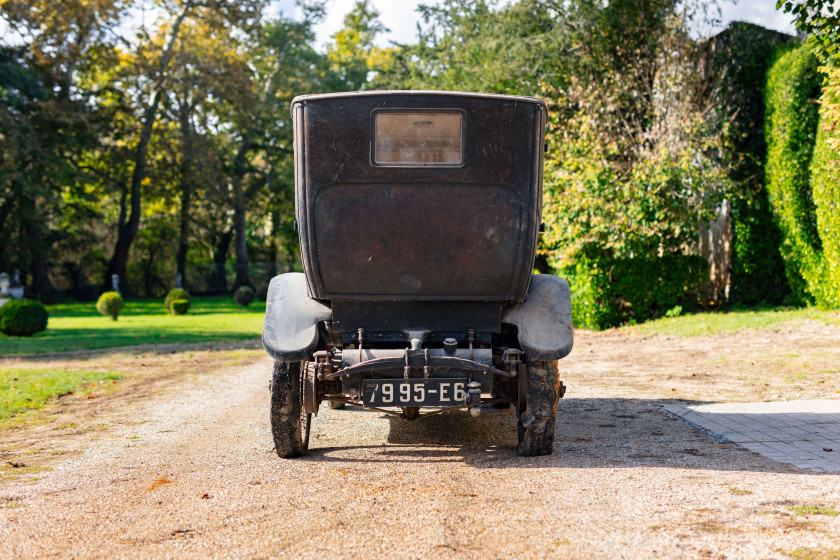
[170, 298, 190, 315]
[0, 300, 49, 336]
[164, 288, 191, 312]
[38, 286, 63, 305]
[96, 291, 124, 321]
[234, 286, 255, 307]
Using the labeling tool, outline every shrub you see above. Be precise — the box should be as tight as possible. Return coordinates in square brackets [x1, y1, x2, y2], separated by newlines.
[764, 44, 840, 308]
[164, 288, 190, 312]
[170, 298, 190, 315]
[764, 44, 823, 305]
[0, 300, 48, 336]
[709, 23, 794, 307]
[234, 286, 255, 307]
[96, 291, 124, 321]
[665, 305, 683, 318]
[562, 254, 708, 330]
[38, 286, 63, 305]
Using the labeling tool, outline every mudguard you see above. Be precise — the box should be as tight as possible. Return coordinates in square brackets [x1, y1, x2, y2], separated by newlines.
[502, 274, 574, 361]
[262, 273, 331, 362]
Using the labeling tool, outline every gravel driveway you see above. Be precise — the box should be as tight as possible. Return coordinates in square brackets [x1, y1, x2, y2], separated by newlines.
[2, 329, 840, 559]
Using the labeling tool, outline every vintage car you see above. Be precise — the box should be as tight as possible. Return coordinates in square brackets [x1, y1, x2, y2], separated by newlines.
[262, 91, 573, 458]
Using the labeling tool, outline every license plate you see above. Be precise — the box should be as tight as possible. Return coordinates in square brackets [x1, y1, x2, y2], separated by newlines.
[362, 379, 467, 407]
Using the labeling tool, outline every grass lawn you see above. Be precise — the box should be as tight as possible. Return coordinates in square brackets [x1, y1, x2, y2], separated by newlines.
[0, 368, 121, 419]
[625, 306, 840, 337]
[0, 296, 265, 356]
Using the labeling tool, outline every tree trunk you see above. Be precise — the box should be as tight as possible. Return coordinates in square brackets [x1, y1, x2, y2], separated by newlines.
[104, 2, 193, 294]
[176, 98, 195, 291]
[211, 227, 234, 293]
[25, 221, 50, 295]
[232, 138, 253, 291]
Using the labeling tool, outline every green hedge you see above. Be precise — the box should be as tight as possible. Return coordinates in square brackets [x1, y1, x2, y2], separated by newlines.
[807, 123, 840, 307]
[709, 23, 793, 306]
[561, 254, 709, 330]
[0, 300, 48, 336]
[764, 44, 839, 307]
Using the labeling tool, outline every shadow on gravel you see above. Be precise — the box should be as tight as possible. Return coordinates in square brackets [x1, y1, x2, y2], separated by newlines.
[305, 398, 812, 474]
[2, 339, 262, 362]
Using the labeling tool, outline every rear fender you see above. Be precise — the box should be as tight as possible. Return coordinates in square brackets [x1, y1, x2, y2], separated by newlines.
[262, 273, 331, 362]
[502, 274, 574, 361]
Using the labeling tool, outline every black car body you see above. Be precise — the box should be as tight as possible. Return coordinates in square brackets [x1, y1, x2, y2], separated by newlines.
[263, 91, 573, 457]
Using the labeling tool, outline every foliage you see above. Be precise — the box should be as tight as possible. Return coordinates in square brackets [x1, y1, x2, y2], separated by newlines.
[535, 0, 729, 328]
[374, 0, 732, 329]
[165, 288, 191, 311]
[778, 0, 839, 64]
[170, 298, 190, 315]
[1, 0, 331, 298]
[563, 254, 708, 330]
[764, 44, 839, 307]
[326, 0, 391, 91]
[705, 23, 794, 306]
[541, 0, 729, 264]
[234, 285, 256, 307]
[0, 300, 49, 336]
[778, 0, 840, 181]
[0, 296, 265, 355]
[374, 0, 568, 94]
[38, 286, 63, 305]
[0, 367, 121, 419]
[808, 115, 840, 307]
[96, 291, 124, 320]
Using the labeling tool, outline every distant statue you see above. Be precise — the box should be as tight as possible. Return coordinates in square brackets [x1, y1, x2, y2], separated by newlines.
[111, 273, 120, 294]
[0, 272, 10, 307]
[8, 269, 24, 300]
[176, 273, 183, 289]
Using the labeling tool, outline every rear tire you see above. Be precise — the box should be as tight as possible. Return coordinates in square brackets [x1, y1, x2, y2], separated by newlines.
[270, 361, 311, 458]
[517, 360, 561, 457]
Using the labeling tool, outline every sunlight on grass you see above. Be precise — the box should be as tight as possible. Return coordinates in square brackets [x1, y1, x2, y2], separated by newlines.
[0, 296, 265, 355]
[0, 368, 121, 419]
[625, 307, 840, 337]
[788, 505, 838, 516]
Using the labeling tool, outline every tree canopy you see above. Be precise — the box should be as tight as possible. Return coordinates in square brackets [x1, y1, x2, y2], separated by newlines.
[1, 0, 836, 325]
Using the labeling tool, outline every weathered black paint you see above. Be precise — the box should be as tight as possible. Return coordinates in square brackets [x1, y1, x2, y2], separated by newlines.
[292, 91, 547, 307]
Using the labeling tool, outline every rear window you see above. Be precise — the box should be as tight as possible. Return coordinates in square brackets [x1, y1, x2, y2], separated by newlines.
[373, 111, 464, 167]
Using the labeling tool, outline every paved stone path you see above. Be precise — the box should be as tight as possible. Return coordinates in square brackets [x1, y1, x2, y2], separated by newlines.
[664, 400, 840, 473]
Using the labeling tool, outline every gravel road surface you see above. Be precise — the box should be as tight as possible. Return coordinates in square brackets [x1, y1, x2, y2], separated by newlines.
[3, 335, 840, 559]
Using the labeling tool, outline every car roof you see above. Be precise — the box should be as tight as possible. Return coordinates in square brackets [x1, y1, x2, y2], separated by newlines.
[291, 89, 547, 108]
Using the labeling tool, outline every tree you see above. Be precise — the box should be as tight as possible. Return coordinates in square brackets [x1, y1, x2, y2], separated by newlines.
[103, 0, 267, 294]
[1, 0, 127, 294]
[779, 0, 840, 166]
[374, 0, 571, 94]
[204, 12, 328, 290]
[325, 0, 390, 91]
